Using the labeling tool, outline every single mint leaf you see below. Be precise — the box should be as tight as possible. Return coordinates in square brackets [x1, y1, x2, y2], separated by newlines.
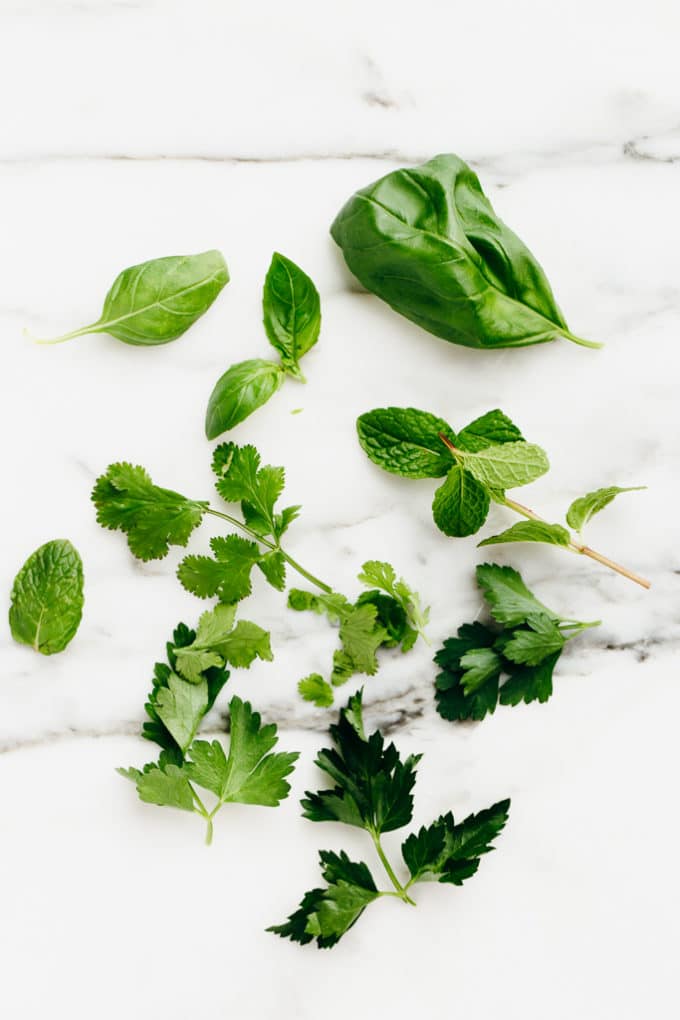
[565, 485, 646, 533]
[263, 252, 321, 372]
[92, 462, 207, 561]
[402, 799, 510, 884]
[9, 539, 84, 655]
[502, 614, 565, 666]
[459, 646, 504, 695]
[500, 651, 561, 706]
[459, 441, 549, 490]
[301, 690, 421, 834]
[298, 674, 334, 707]
[479, 520, 571, 549]
[35, 250, 228, 346]
[133, 762, 196, 812]
[205, 359, 284, 439]
[456, 409, 524, 452]
[356, 406, 457, 479]
[258, 550, 286, 591]
[475, 563, 554, 626]
[432, 465, 490, 537]
[219, 696, 298, 806]
[434, 622, 501, 721]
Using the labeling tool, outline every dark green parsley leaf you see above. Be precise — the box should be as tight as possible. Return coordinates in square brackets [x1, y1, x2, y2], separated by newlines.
[432, 465, 490, 537]
[499, 651, 560, 706]
[257, 550, 287, 590]
[9, 539, 84, 655]
[456, 409, 524, 452]
[502, 614, 565, 666]
[434, 622, 501, 721]
[402, 800, 510, 884]
[92, 462, 207, 561]
[302, 690, 421, 834]
[356, 406, 457, 479]
[475, 563, 554, 626]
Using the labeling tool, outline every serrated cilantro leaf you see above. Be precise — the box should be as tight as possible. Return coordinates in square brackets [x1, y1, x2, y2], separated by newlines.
[287, 588, 352, 622]
[257, 550, 286, 590]
[298, 674, 334, 707]
[459, 441, 549, 490]
[335, 603, 386, 677]
[172, 605, 272, 682]
[499, 651, 561, 706]
[502, 614, 565, 666]
[92, 462, 207, 561]
[402, 800, 510, 884]
[356, 406, 457, 478]
[565, 485, 646, 533]
[475, 563, 554, 626]
[479, 520, 571, 548]
[456, 409, 524, 452]
[302, 690, 420, 834]
[432, 465, 490, 537]
[211, 443, 285, 539]
[434, 622, 501, 721]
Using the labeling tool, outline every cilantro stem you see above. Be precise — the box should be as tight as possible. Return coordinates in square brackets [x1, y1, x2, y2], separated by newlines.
[369, 829, 416, 906]
[205, 507, 333, 593]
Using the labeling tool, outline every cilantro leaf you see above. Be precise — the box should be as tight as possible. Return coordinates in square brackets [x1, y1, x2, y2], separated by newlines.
[298, 674, 334, 707]
[459, 646, 504, 694]
[456, 409, 524, 452]
[212, 443, 285, 539]
[432, 465, 490, 537]
[565, 485, 646, 534]
[334, 603, 386, 678]
[475, 563, 554, 626]
[402, 801, 510, 884]
[479, 520, 571, 548]
[302, 690, 420, 834]
[92, 462, 207, 561]
[287, 589, 352, 622]
[356, 406, 457, 478]
[358, 559, 430, 641]
[502, 614, 565, 666]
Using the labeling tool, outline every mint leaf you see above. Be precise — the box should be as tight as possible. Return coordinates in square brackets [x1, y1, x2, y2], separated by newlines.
[456, 409, 524, 452]
[263, 252, 321, 373]
[475, 563, 553, 626]
[566, 485, 646, 533]
[479, 520, 571, 549]
[298, 674, 334, 707]
[92, 462, 207, 561]
[432, 465, 490, 537]
[205, 359, 284, 440]
[502, 614, 565, 666]
[356, 406, 457, 478]
[459, 441, 549, 490]
[9, 539, 84, 655]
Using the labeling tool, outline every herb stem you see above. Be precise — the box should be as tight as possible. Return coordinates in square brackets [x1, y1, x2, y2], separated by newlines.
[206, 507, 333, 594]
[369, 830, 416, 906]
[191, 787, 214, 846]
[562, 330, 604, 350]
[25, 323, 100, 345]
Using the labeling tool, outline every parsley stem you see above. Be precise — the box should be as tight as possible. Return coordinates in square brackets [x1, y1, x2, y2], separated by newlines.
[205, 507, 333, 593]
[370, 830, 416, 906]
[190, 787, 214, 846]
[500, 496, 651, 590]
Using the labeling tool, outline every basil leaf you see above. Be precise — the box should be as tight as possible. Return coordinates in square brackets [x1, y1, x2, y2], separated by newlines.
[331, 154, 599, 350]
[263, 252, 321, 375]
[35, 250, 228, 346]
[9, 539, 84, 654]
[357, 407, 456, 478]
[205, 359, 284, 439]
[565, 486, 646, 533]
[456, 409, 524, 452]
[458, 442, 549, 490]
[478, 521, 571, 548]
[432, 466, 490, 537]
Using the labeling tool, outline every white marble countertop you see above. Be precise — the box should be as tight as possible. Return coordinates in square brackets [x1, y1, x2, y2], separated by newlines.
[1, 1, 679, 1017]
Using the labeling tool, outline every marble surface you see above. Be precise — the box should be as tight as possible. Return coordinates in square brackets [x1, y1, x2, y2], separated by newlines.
[1, 1, 679, 1017]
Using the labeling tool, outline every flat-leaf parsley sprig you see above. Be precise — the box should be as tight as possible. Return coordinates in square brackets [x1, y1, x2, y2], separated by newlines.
[268, 689, 510, 948]
[356, 406, 649, 588]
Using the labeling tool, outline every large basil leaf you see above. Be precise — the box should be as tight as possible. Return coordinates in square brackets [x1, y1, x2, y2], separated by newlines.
[36, 250, 229, 346]
[263, 252, 321, 375]
[205, 359, 284, 439]
[356, 407, 456, 478]
[331, 154, 599, 350]
[9, 539, 84, 654]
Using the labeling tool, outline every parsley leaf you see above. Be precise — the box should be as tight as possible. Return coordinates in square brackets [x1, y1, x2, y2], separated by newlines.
[475, 563, 553, 626]
[402, 800, 510, 884]
[298, 674, 334, 707]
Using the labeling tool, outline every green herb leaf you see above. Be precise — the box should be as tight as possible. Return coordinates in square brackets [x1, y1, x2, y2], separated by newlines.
[177, 535, 263, 604]
[331, 155, 597, 350]
[130, 762, 196, 812]
[402, 800, 510, 884]
[257, 550, 287, 591]
[154, 671, 209, 753]
[502, 614, 565, 666]
[298, 674, 335, 707]
[212, 443, 284, 539]
[475, 563, 554, 626]
[459, 646, 504, 695]
[434, 622, 501, 721]
[456, 409, 524, 452]
[565, 485, 646, 533]
[205, 359, 284, 439]
[432, 465, 490, 537]
[172, 604, 272, 682]
[479, 520, 571, 549]
[92, 462, 207, 561]
[263, 252, 321, 374]
[499, 651, 561, 706]
[458, 441, 549, 490]
[356, 406, 457, 478]
[36, 250, 228, 346]
[9, 539, 84, 654]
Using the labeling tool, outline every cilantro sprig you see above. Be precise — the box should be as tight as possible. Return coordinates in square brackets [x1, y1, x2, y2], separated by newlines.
[357, 406, 649, 589]
[434, 563, 600, 721]
[93, 444, 428, 702]
[120, 611, 297, 844]
[269, 690, 510, 948]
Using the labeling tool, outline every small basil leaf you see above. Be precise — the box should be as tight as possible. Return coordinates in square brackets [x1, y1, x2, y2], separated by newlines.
[35, 250, 228, 346]
[565, 486, 646, 533]
[331, 154, 599, 350]
[478, 521, 571, 548]
[263, 252, 321, 373]
[432, 466, 490, 537]
[458, 442, 549, 490]
[9, 539, 84, 654]
[357, 406, 456, 478]
[205, 359, 284, 439]
[456, 409, 524, 452]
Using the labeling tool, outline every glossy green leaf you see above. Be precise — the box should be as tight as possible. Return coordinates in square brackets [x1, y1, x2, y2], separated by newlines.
[34, 250, 228, 346]
[479, 520, 571, 548]
[331, 154, 598, 350]
[9, 539, 84, 655]
[356, 406, 456, 478]
[432, 465, 490, 537]
[263, 252, 321, 374]
[204, 359, 284, 439]
[565, 485, 646, 533]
